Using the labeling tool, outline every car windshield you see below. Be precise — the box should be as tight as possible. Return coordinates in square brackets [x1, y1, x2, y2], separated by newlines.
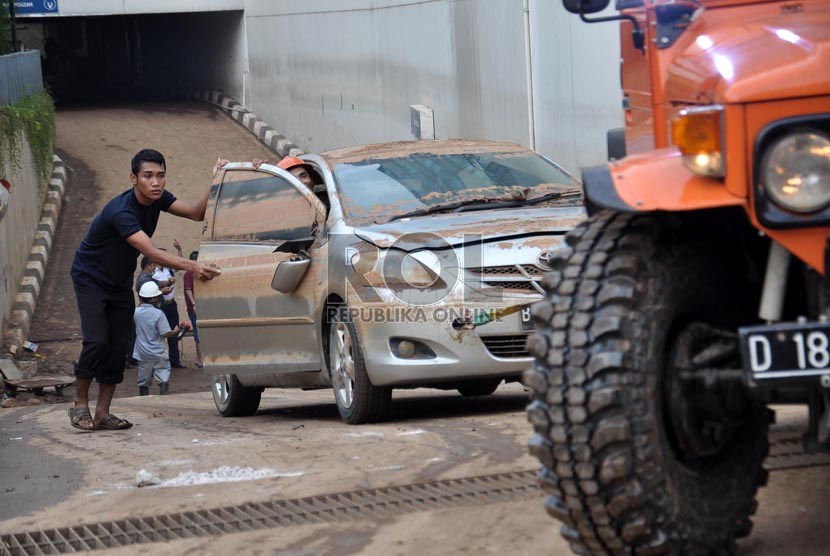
[333, 150, 580, 225]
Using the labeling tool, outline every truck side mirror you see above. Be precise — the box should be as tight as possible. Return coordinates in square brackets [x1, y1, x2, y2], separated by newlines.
[562, 0, 644, 52]
[563, 0, 610, 14]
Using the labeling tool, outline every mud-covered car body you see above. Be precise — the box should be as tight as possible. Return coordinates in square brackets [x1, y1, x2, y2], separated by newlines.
[196, 140, 584, 422]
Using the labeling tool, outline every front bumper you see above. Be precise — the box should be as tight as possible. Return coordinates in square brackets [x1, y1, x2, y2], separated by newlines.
[350, 298, 539, 387]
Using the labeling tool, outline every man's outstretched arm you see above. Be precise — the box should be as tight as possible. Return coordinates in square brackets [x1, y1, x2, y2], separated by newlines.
[127, 231, 220, 281]
[166, 158, 228, 222]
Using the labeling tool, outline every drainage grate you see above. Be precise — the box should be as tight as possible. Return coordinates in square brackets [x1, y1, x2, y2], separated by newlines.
[0, 470, 539, 555]
[3, 436, 828, 554]
[765, 434, 830, 471]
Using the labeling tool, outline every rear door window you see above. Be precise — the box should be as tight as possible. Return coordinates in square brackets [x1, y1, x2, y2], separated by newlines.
[212, 170, 317, 241]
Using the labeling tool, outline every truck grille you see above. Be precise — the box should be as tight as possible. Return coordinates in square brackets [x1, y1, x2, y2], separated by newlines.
[481, 335, 531, 358]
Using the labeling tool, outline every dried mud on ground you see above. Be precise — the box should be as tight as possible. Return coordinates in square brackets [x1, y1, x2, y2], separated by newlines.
[15, 101, 274, 401]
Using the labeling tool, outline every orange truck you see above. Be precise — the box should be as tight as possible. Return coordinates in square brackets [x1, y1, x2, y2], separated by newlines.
[525, 0, 829, 554]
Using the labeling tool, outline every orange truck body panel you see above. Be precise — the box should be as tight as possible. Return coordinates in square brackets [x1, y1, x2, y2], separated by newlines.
[604, 0, 830, 273]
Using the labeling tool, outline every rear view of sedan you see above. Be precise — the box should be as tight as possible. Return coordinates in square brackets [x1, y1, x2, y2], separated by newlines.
[196, 140, 584, 423]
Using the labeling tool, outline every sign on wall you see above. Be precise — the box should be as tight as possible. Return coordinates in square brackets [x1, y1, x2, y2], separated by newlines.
[3, 1, 59, 15]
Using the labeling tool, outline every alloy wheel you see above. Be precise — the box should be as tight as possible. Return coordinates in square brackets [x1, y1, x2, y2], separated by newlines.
[212, 374, 231, 406]
[331, 322, 356, 408]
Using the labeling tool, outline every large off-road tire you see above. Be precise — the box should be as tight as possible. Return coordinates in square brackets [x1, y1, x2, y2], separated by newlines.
[212, 373, 262, 417]
[329, 312, 392, 424]
[525, 212, 769, 556]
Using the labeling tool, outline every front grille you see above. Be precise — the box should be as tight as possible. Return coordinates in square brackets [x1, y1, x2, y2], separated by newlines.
[468, 264, 543, 277]
[467, 265, 543, 292]
[481, 334, 531, 358]
[482, 281, 538, 291]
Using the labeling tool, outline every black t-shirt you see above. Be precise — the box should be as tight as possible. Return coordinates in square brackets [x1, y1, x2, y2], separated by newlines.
[71, 189, 176, 292]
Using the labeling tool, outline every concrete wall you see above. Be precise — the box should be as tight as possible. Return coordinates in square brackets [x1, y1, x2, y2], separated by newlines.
[531, 1, 624, 171]
[243, 0, 622, 172]
[0, 133, 46, 338]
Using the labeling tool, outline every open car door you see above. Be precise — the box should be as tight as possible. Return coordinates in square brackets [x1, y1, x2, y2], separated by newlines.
[196, 163, 328, 378]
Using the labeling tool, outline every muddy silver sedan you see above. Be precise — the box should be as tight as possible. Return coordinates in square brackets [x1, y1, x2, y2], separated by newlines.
[197, 140, 584, 423]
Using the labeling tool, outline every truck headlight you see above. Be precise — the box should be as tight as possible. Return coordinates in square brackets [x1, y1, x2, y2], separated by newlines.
[762, 131, 830, 213]
[672, 105, 725, 178]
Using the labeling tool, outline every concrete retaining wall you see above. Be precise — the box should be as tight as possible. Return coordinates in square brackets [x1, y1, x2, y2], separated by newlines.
[0, 128, 64, 355]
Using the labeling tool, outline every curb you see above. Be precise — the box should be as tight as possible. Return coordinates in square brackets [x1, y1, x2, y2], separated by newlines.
[187, 89, 305, 158]
[3, 155, 67, 357]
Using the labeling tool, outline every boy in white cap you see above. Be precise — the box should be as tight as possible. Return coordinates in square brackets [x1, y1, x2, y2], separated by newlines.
[134, 281, 181, 395]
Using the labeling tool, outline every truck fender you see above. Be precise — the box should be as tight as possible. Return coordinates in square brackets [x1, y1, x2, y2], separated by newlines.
[582, 148, 746, 214]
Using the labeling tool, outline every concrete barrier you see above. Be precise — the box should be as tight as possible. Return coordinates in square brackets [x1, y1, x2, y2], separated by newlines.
[1, 153, 66, 357]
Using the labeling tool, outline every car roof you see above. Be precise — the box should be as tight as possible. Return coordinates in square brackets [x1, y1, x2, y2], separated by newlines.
[319, 139, 530, 169]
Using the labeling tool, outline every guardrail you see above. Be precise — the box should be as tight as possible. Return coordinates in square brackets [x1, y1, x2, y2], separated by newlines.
[0, 50, 43, 106]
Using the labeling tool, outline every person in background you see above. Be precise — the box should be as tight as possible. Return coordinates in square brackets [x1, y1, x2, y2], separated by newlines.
[126, 256, 159, 368]
[152, 242, 184, 368]
[133, 282, 180, 395]
[183, 251, 203, 368]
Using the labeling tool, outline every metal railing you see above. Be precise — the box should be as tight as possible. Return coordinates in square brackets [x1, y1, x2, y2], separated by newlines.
[0, 50, 43, 106]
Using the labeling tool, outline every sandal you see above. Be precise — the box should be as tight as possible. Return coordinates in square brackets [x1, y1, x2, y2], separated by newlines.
[94, 414, 133, 430]
[68, 406, 95, 431]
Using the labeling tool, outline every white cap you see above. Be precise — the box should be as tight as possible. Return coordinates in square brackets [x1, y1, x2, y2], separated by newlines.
[139, 281, 162, 298]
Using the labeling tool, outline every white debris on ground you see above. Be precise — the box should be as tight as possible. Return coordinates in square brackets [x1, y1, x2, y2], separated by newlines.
[151, 466, 305, 488]
[396, 429, 426, 436]
[136, 469, 161, 488]
[342, 431, 384, 438]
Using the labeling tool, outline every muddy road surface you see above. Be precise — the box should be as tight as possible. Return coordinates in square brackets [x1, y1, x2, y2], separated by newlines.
[1, 102, 828, 555]
[1, 388, 829, 555]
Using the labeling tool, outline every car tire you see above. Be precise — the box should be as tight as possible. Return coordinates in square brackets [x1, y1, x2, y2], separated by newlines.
[457, 379, 501, 397]
[211, 373, 262, 417]
[328, 312, 392, 424]
[525, 212, 769, 555]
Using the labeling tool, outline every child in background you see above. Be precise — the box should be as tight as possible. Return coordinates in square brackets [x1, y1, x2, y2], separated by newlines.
[134, 281, 180, 395]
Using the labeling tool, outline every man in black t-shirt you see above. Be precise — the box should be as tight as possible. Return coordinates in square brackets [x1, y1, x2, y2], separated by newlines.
[68, 148, 221, 431]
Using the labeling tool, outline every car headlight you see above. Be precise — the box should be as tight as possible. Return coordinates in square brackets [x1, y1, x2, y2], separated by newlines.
[400, 250, 441, 287]
[762, 131, 830, 213]
[672, 105, 725, 178]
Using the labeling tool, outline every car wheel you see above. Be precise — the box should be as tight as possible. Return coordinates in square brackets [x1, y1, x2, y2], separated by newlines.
[211, 373, 262, 417]
[329, 312, 392, 424]
[525, 212, 770, 555]
[457, 379, 501, 397]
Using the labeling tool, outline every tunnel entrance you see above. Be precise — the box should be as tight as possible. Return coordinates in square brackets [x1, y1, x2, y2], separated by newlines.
[15, 11, 246, 102]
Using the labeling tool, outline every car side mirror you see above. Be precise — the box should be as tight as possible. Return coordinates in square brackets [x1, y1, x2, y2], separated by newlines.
[562, 0, 610, 14]
[271, 251, 311, 293]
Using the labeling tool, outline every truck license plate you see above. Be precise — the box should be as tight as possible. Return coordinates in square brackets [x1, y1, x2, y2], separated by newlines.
[739, 321, 830, 380]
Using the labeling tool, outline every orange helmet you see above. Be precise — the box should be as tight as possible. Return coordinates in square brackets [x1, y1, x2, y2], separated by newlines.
[277, 156, 311, 172]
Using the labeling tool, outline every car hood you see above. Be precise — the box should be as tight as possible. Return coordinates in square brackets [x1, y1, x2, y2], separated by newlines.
[666, 5, 830, 104]
[353, 205, 586, 250]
